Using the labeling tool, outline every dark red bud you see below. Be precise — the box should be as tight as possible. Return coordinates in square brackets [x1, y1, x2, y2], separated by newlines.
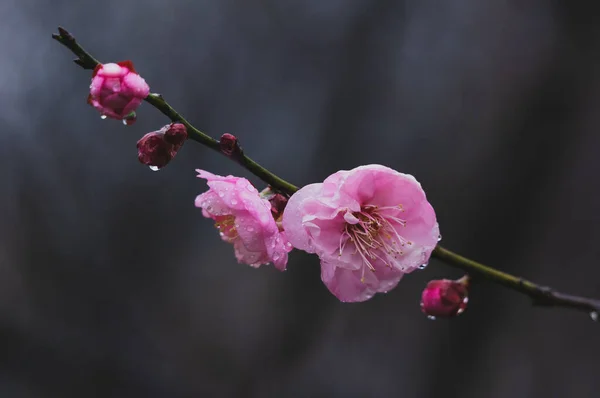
[220, 133, 240, 157]
[420, 276, 469, 318]
[137, 132, 174, 169]
[269, 193, 288, 219]
[164, 123, 188, 148]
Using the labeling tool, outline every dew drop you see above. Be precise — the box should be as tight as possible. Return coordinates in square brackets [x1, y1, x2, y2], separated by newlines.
[122, 119, 128, 125]
[273, 252, 280, 261]
[418, 263, 428, 270]
[463, 297, 469, 304]
[100, 115, 107, 120]
[231, 199, 238, 205]
[247, 226, 254, 232]
[437, 234, 442, 242]
[246, 185, 254, 192]
[286, 242, 292, 249]
[591, 311, 598, 322]
[427, 315, 436, 321]
[218, 192, 225, 198]
[149, 165, 159, 171]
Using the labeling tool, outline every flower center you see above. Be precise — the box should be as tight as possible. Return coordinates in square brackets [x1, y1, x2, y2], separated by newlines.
[339, 204, 412, 274]
[215, 215, 238, 242]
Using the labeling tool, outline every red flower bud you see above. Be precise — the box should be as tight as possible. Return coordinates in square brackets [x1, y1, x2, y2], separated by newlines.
[137, 123, 187, 170]
[164, 122, 188, 148]
[220, 133, 241, 157]
[269, 193, 288, 219]
[420, 276, 469, 319]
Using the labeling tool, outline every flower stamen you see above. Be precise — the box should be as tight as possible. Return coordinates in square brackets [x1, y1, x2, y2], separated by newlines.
[339, 204, 410, 272]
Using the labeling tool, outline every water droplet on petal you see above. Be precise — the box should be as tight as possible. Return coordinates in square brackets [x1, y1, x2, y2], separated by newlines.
[100, 115, 107, 120]
[437, 234, 442, 242]
[463, 297, 469, 304]
[273, 252, 280, 261]
[218, 192, 225, 198]
[418, 263, 428, 270]
[247, 226, 254, 232]
[286, 242, 292, 248]
[247, 185, 254, 192]
[231, 199, 238, 205]
[149, 165, 159, 171]
[591, 311, 598, 322]
[427, 315, 436, 321]
[122, 119, 128, 125]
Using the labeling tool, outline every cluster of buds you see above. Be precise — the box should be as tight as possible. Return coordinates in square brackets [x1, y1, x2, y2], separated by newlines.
[87, 61, 188, 170]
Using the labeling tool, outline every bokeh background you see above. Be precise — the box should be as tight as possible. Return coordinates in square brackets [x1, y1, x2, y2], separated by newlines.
[2, 0, 600, 397]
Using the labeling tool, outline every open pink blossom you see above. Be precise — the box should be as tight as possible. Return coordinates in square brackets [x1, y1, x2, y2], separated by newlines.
[282, 164, 440, 302]
[88, 61, 150, 122]
[195, 170, 291, 270]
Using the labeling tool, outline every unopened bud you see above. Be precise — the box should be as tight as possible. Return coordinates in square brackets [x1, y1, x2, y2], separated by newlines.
[420, 276, 469, 319]
[137, 123, 187, 170]
[164, 122, 188, 148]
[269, 193, 288, 219]
[220, 133, 241, 157]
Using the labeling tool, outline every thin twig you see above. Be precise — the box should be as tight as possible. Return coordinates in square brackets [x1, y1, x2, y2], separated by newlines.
[432, 246, 600, 317]
[52, 26, 600, 320]
[52, 26, 298, 195]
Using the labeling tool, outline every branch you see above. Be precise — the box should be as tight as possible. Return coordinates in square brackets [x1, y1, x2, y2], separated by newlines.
[432, 246, 600, 318]
[52, 27, 298, 195]
[52, 27, 600, 320]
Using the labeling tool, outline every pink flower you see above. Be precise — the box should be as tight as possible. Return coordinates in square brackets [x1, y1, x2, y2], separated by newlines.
[88, 61, 150, 122]
[195, 170, 292, 270]
[282, 164, 440, 302]
[420, 276, 469, 318]
[137, 123, 188, 170]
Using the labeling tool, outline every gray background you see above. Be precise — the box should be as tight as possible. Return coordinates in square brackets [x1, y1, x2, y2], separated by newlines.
[1, 0, 599, 397]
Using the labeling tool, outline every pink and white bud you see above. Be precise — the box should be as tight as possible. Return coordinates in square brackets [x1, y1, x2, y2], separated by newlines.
[420, 276, 469, 318]
[137, 123, 187, 170]
[88, 61, 150, 123]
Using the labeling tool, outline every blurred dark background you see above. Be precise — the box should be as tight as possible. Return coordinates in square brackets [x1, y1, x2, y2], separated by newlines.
[1, 0, 600, 397]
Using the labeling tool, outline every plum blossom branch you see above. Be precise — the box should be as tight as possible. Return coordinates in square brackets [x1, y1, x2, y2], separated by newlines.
[51, 27, 298, 195]
[52, 26, 600, 319]
[432, 246, 600, 317]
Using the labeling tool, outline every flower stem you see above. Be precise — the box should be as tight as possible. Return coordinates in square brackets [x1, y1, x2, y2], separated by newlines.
[52, 27, 298, 195]
[52, 26, 600, 318]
